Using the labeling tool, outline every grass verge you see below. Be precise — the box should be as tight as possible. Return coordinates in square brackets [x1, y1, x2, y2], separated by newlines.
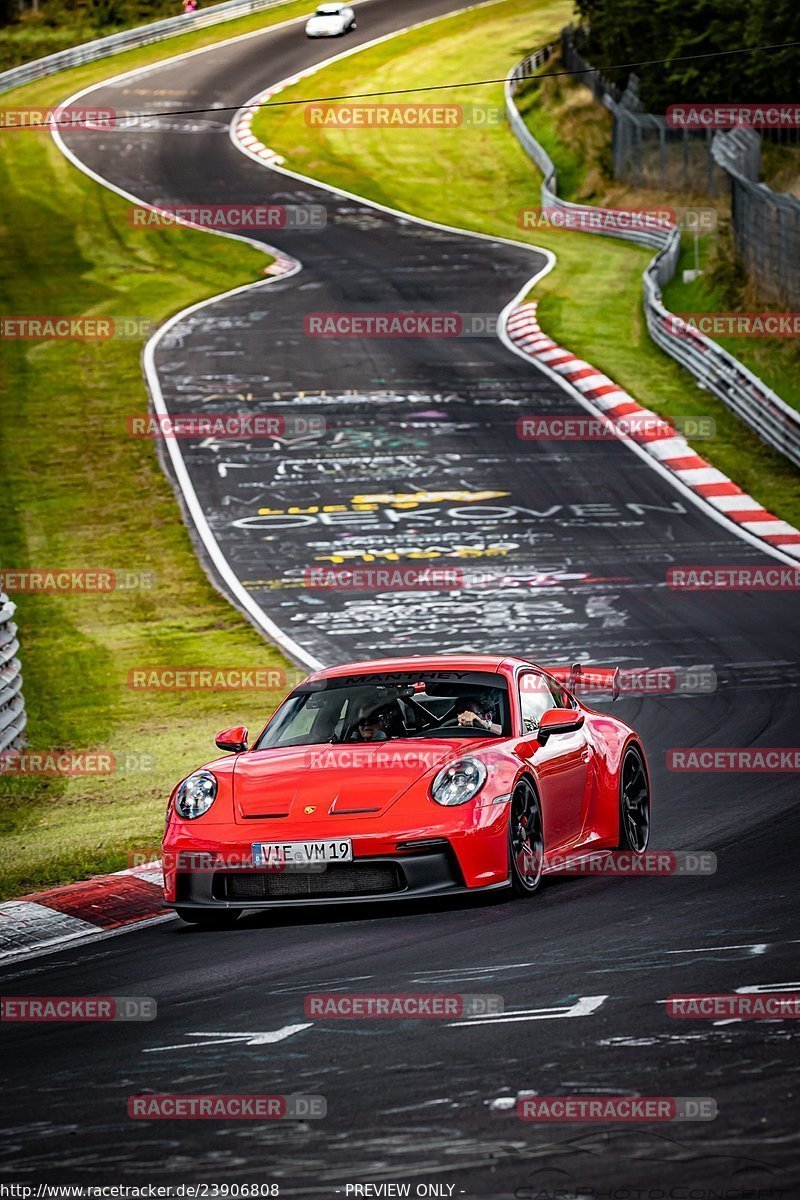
[252, 0, 800, 525]
[1, 0, 207, 73]
[0, 0, 316, 899]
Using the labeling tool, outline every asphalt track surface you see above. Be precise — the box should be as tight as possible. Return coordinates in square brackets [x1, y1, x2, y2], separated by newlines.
[2, 0, 799, 1192]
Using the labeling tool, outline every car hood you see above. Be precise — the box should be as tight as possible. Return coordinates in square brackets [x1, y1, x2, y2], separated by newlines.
[231, 740, 488, 822]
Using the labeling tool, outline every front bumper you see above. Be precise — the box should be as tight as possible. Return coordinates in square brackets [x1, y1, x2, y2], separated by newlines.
[164, 799, 511, 908]
[165, 844, 509, 911]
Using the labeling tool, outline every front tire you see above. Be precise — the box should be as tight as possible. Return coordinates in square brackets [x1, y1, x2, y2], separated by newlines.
[508, 778, 544, 896]
[174, 907, 241, 928]
[618, 745, 650, 852]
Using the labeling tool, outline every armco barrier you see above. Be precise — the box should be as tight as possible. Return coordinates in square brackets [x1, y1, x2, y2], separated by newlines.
[505, 48, 800, 469]
[505, 46, 673, 252]
[0, 592, 26, 755]
[0, 0, 292, 96]
[642, 252, 800, 467]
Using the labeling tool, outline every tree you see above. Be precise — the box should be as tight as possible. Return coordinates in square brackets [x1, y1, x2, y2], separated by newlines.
[573, 0, 799, 109]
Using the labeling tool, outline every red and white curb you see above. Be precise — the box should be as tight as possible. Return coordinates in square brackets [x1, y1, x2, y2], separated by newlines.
[234, 91, 286, 168]
[506, 302, 800, 559]
[0, 862, 169, 963]
[227, 95, 297, 277]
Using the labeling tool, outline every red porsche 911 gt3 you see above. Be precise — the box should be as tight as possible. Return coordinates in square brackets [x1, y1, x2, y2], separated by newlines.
[162, 655, 651, 926]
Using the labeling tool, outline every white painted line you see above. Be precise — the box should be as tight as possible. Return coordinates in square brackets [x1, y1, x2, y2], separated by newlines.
[52, 0, 514, 675]
[448, 994, 607, 1026]
[145, 1023, 313, 1051]
[54, 77, 324, 670]
[662, 941, 795, 955]
[736, 981, 800, 992]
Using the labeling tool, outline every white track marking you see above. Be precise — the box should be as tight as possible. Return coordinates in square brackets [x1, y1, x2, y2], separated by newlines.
[144, 1023, 313, 1051]
[447, 994, 608, 1026]
[663, 941, 797, 955]
[736, 981, 800, 992]
[51, 26, 330, 665]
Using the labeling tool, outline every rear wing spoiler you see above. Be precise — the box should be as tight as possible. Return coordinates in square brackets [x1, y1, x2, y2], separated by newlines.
[547, 663, 621, 701]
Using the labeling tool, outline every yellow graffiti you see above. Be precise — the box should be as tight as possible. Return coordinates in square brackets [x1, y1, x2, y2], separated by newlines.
[314, 546, 514, 564]
[351, 490, 509, 507]
[256, 504, 350, 516]
[256, 492, 507, 517]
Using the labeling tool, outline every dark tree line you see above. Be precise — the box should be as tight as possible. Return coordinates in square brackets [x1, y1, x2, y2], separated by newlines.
[573, 0, 800, 109]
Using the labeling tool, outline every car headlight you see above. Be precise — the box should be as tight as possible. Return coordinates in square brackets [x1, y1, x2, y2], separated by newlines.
[175, 770, 218, 819]
[431, 757, 487, 806]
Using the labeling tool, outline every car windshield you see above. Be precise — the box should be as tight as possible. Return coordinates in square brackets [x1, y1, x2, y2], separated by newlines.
[315, 5, 342, 13]
[254, 670, 511, 749]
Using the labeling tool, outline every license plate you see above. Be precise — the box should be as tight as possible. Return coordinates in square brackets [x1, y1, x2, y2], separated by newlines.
[251, 839, 353, 867]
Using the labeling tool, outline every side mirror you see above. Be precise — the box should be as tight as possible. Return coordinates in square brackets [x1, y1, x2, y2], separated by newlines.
[215, 725, 248, 754]
[538, 707, 585, 744]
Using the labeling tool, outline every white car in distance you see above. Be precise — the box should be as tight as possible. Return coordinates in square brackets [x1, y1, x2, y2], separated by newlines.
[305, 3, 357, 37]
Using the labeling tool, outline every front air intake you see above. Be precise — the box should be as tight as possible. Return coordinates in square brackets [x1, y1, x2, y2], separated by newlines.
[215, 862, 404, 900]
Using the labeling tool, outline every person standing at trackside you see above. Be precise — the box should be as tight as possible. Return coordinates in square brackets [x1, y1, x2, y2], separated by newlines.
[182, 0, 198, 14]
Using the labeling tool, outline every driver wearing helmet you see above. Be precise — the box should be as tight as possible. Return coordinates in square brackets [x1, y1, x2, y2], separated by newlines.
[455, 694, 502, 735]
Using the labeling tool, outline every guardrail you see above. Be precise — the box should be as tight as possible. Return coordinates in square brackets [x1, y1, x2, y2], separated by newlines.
[0, 0, 291, 96]
[642, 262, 800, 466]
[0, 592, 26, 755]
[505, 49, 800, 469]
[506, 47, 674, 252]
